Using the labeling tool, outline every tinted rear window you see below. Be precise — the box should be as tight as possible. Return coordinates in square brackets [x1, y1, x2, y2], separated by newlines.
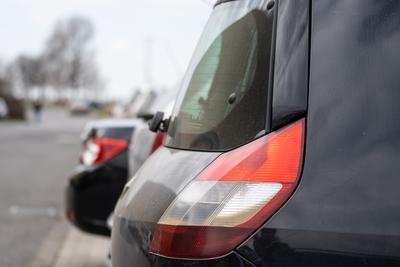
[165, 0, 274, 151]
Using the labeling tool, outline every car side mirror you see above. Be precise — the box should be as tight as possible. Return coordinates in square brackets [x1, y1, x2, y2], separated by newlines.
[137, 112, 154, 121]
[149, 111, 167, 132]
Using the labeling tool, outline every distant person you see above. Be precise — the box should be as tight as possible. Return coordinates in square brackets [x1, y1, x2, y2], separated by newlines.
[32, 101, 43, 122]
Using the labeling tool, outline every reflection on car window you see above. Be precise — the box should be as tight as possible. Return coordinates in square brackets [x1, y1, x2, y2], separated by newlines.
[165, 3, 273, 151]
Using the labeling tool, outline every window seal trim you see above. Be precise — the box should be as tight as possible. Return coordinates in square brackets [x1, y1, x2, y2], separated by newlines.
[266, 0, 278, 133]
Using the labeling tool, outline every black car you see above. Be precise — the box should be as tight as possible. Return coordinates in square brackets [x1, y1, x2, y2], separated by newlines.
[111, 0, 400, 266]
[66, 119, 138, 236]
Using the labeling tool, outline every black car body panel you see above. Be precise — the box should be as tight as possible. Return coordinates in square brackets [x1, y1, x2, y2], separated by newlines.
[66, 152, 129, 236]
[112, 147, 220, 266]
[134, 251, 254, 267]
[271, 0, 309, 130]
[238, 0, 400, 265]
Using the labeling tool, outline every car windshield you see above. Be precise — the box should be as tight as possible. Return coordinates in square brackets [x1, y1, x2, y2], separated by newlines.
[164, 0, 274, 151]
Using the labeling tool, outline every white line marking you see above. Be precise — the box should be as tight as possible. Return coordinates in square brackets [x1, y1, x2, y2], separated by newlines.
[9, 205, 58, 217]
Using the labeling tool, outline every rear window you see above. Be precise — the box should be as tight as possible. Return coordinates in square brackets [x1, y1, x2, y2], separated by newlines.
[165, 0, 274, 151]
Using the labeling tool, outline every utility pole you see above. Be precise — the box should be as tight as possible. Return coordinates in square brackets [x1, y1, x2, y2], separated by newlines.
[144, 37, 153, 88]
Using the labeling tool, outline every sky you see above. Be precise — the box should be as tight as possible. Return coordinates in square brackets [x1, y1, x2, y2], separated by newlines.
[0, 0, 213, 99]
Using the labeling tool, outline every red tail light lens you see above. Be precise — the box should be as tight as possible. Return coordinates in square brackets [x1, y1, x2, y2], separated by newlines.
[67, 210, 76, 222]
[150, 119, 305, 259]
[150, 131, 165, 154]
[80, 137, 128, 166]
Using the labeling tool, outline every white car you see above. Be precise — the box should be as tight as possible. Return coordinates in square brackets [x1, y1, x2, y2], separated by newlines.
[0, 98, 8, 118]
[69, 100, 90, 115]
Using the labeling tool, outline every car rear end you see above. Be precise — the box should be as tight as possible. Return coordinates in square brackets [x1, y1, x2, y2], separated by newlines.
[66, 119, 137, 236]
[111, 0, 400, 266]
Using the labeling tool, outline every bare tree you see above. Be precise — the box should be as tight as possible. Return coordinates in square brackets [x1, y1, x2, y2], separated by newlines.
[41, 16, 103, 94]
[0, 60, 13, 96]
[2, 15, 103, 101]
[15, 55, 45, 90]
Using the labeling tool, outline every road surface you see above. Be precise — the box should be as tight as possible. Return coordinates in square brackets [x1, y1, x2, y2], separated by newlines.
[0, 109, 109, 267]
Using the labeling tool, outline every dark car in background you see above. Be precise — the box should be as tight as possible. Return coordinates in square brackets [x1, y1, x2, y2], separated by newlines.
[66, 119, 137, 236]
[66, 90, 176, 237]
[0, 95, 25, 120]
[69, 100, 92, 116]
[0, 97, 8, 119]
[111, 0, 400, 266]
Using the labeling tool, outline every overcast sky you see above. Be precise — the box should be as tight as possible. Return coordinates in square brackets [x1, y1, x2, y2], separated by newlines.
[0, 0, 213, 99]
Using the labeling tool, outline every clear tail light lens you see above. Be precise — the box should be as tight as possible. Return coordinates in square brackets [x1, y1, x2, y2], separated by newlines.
[150, 119, 305, 259]
[80, 137, 128, 166]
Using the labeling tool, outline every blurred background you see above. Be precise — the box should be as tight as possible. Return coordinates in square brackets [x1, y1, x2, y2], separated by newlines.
[0, 0, 213, 266]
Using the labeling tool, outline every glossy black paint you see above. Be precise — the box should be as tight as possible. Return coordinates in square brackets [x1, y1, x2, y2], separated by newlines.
[112, 147, 220, 267]
[66, 150, 129, 236]
[271, 0, 309, 130]
[238, 0, 400, 265]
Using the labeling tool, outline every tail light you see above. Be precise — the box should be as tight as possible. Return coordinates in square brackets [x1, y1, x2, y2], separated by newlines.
[67, 210, 76, 222]
[150, 131, 165, 154]
[80, 137, 128, 166]
[150, 119, 305, 259]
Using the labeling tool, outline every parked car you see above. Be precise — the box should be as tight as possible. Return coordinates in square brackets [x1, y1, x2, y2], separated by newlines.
[128, 97, 176, 178]
[127, 124, 165, 179]
[69, 100, 91, 115]
[66, 119, 138, 236]
[111, 0, 400, 266]
[66, 91, 176, 237]
[0, 95, 25, 120]
[0, 97, 8, 119]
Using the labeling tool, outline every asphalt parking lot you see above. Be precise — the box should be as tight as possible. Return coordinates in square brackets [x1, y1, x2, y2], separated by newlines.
[0, 109, 109, 267]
